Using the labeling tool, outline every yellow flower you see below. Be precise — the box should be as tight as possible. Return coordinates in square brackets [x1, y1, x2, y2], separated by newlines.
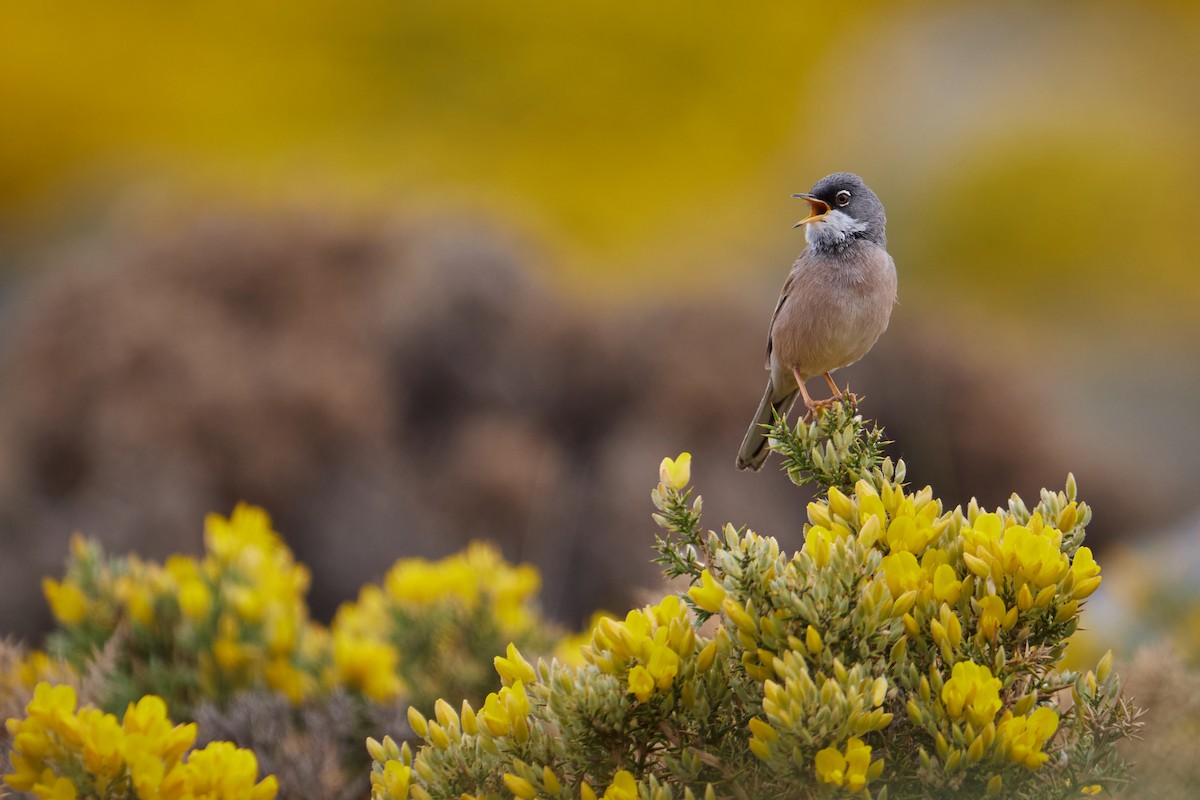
[1080, 785, 1102, 796]
[659, 452, 692, 492]
[815, 746, 846, 786]
[815, 737, 876, 792]
[178, 578, 212, 622]
[585, 596, 693, 680]
[331, 630, 403, 702]
[167, 740, 279, 799]
[941, 661, 1002, 727]
[997, 525, 1068, 589]
[494, 643, 537, 686]
[1069, 546, 1102, 599]
[879, 551, 923, 598]
[121, 695, 197, 765]
[627, 665, 654, 702]
[42, 578, 88, 626]
[885, 515, 934, 554]
[997, 706, 1059, 770]
[601, 770, 639, 800]
[961, 512, 1004, 551]
[647, 644, 680, 689]
[803, 526, 834, 568]
[25, 682, 83, 746]
[204, 504, 280, 565]
[7, 684, 275, 800]
[933, 564, 962, 604]
[977, 594, 1016, 640]
[480, 682, 531, 741]
[687, 569, 726, 614]
[374, 760, 412, 800]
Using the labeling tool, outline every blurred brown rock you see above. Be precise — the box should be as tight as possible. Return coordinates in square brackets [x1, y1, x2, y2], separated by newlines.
[0, 208, 1143, 639]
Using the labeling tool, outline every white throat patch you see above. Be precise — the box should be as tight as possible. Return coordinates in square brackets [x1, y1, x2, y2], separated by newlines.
[805, 209, 868, 250]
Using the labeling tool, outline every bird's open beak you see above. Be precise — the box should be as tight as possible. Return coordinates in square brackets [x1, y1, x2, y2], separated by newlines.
[792, 193, 830, 227]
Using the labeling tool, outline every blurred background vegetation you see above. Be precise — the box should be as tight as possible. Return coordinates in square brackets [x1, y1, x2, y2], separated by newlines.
[1, 4, 1200, 783]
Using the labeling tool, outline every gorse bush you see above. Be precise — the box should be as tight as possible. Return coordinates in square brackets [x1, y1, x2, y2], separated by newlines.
[42, 505, 326, 714]
[12, 505, 570, 798]
[5, 682, 277, 800]
[369, 400, 1137, 800]
[333, 542, 555, 714]
[37, 506, 560, 719]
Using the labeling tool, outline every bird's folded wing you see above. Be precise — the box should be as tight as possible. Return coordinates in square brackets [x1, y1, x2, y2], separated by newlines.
[765, 266, 800, 368]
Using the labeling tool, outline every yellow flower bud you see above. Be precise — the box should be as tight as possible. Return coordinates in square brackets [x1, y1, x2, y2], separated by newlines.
[805, 625, 824, 655]
[722, 598, 757, 634]
[1096, 649, 1113, 683]
[434, 698, 459, 730]
[748, 717, 777, 742]
[1072, 576, 1102, 600]
[543, 766, 561, 795]
[42, 578, 88, 626]
[968, 735, 985, 762]
[461, 701, 478, 735]
[1055, 600, 1079, 623]
[858, 515, 883, 548]
[1017, 583, 1034, 612]
[503, 774, 537, 799]
[807, 502, 833, 530]
[428, 722, 450, 750]
[1034, 584, 1057, 609]
[696, 640, 718, 673]
[963, 553, 992, 579]
[749, 737, 771, 761]
[407, 707, 429, 739]
[1057, 502, 1078, 532]
[891, 589, 918, 618]
[828, 486, 854, 521]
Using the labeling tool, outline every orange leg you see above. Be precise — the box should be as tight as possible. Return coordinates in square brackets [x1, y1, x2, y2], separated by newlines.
[794, 369, 857, 419]
[823, 372, 860, 406]
[794, 371, 817, 412]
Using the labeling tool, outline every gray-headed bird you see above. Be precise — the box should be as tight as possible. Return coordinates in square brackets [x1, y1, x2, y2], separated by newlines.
[736, 173, 897, 471]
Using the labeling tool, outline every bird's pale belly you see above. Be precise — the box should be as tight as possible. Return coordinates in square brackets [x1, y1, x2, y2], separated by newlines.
[770, 273, 894, 380]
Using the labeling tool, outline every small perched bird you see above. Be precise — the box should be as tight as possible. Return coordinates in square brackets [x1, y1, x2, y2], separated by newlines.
[736, 172, 897, 471]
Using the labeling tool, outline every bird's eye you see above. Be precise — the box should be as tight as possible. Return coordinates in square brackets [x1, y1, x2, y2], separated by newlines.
[835, 190, 852, 206]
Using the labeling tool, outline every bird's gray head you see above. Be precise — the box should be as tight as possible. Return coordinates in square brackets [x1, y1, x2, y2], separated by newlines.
[793, 172, 887, 252]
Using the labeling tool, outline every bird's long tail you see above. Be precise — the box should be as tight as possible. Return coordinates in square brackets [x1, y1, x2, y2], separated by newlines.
[736, 381, 798, 471]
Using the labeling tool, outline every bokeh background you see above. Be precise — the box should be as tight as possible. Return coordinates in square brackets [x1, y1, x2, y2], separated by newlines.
[2, 0, 1199, 742]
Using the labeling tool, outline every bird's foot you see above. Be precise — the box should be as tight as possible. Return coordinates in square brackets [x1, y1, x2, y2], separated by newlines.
[802, 391, 860, 421]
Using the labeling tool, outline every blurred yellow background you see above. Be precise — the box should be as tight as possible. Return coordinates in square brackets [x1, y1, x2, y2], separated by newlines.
[3, 1, 1198, 304]
[1, 2, 1199, 645]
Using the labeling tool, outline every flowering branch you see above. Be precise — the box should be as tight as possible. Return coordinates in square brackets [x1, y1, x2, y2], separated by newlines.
[368, 403, 1138, 800]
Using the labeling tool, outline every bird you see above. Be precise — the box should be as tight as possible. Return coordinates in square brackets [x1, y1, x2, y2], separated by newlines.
[735, 172, 897, 471]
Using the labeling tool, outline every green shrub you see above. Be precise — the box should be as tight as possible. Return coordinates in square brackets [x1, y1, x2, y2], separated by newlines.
[371, 400, 1137, 800]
